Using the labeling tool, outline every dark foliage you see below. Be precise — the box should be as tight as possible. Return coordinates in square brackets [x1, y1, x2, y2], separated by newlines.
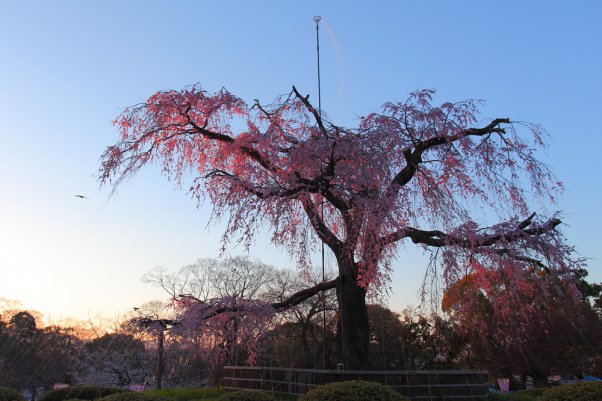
[147, 388, 224, 401]
[96, 393, 170, 401]
[538, 382, 602, 401]
[0, 387, 26, 401]
[0, 312, 80, 390]
[485, 392, 535, 401]
[299, 380, 407, 401]
[38, 387, 128, 401]
[217, 391, 276, 401]
[516, 387, 546, 397]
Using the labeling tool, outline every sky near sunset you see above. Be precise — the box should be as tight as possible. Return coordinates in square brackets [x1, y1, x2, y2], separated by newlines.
[0, 1, 601, 323]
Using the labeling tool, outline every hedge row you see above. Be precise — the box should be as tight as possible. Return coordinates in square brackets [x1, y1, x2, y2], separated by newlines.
[7, 380, 601, 401]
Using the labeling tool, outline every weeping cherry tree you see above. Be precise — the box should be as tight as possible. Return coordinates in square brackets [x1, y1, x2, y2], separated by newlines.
[100, 85, 580, 369]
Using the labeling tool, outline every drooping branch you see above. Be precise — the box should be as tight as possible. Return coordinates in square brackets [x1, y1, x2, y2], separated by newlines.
[180, 103, 282, 174]
[100, 92, 282, 190]
[472, 247, 550, 271]
[381, 213, 561, 249]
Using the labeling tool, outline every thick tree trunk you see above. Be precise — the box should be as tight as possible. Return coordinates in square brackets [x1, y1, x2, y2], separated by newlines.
[335, 260, 370, 370]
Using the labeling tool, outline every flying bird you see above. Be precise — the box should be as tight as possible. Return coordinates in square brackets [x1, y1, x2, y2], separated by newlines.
[74, 194, 88, 199]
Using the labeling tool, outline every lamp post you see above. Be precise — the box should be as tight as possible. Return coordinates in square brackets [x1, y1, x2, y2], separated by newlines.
[132, 310, 178, 389]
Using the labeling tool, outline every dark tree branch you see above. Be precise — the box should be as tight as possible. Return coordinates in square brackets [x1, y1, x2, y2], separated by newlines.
[381, 214, 561, 249]
[388, 118, 511, 191]
[292, 86, 326, 134]
[182, 107, 279, 173]
[472, 247, 550, 271]
[294, 173, 350, 212]
[183, 96, 350, 211]
[271, 278, 338, 310]
[175, 278, 338, 322]
[131, 317, 180, 329]
[289, 87, 350, 211]
[302, 198, 343, 253]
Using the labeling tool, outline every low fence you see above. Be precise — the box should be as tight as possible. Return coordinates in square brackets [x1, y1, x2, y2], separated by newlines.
[223, 366, 488, 401]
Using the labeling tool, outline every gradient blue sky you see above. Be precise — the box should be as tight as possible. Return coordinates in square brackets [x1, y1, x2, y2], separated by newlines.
[1, 1, 600, 322]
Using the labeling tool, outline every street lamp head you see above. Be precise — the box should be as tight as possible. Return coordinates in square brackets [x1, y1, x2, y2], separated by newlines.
[313, 15, 321, 24]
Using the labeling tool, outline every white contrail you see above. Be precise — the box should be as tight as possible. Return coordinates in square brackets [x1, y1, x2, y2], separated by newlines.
[321, 18, 346, 100]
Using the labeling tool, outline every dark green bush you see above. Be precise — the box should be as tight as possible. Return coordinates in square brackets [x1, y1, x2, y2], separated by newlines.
[486, 392, 535, 401]
[148, 389, 225, 401]
[517, 387, 545, 397]
[39, 387, 128, 401]
[0, 387, 26, 401]
[96, 393, 170, 401]
[299, 380, 407, 401]
[538, 382, 602, 401]
[216, 391, 275, 401]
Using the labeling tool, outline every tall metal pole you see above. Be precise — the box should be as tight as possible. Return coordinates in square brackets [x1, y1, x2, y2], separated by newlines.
[314, 16, 322, 116]
[313, 15, 327, 371]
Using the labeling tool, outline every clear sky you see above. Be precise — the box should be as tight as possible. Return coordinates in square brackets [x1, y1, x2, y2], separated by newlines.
[0, 1, 600, 323]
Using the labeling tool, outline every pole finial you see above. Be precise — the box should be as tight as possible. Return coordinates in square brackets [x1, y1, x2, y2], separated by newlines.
[313, 15, 321, 24]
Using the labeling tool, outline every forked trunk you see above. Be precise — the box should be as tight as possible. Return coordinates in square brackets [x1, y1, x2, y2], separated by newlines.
[335, 259, 370, 370]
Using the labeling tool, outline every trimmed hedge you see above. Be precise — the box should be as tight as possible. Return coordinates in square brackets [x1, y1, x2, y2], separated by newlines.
[516, 388, 545, 398]
[96, 393, 170, 401]
[147, 388, 225, 401]
[299, 380, 408, 401]
[39, 387, 128, 401]
[0, 387, 26, 401]
[538, 382, 602, 401]
[486, 392, 535, 401]
[216, 391, 275, 401]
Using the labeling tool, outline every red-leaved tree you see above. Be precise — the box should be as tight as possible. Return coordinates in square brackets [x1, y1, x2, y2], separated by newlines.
[442, 268, 601, 382]
[100, 85, 580, 369]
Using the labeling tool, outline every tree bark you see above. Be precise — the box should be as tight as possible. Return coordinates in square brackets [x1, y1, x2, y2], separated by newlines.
[335, 260, 370, 370]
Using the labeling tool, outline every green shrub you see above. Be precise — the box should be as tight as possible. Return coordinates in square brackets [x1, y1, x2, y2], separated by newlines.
[538, 382, 602, 401]
[517, 388, 546, 398]
[0, 387, 26, 401]
[485, 386, 544, 400]
[96, 393, 170, 401]
[216, 391, 275, 401]
[39, 387, 128, 401]
[148, 388, 225, 401]
[486, 392, 535, 401]
[299, 381, 407, 401]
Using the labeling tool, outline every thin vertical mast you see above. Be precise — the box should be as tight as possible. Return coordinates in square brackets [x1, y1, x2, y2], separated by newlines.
[313, 15, 327, 371]
[314, 16, 322, 117]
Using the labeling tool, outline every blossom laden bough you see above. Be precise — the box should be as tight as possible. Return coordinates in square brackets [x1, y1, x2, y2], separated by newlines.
[101, 84, 578, 369]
